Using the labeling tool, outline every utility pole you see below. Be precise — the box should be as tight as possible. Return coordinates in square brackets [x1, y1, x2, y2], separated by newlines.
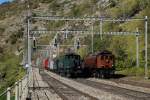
[27, 4, 31, 70]
[26, 1, 32, 99]
[145, 16, 148, 79]
[65, 20, 68, 39]
[91, 1, 94, 53]
[100, 18, 103, 40]
[74, 36, 77, 52]
[49, 44, 52, 60]
[136, 28, 139, 68]
[91, 22, 94, 53]
[98, 1, 103, 40]
[27, 22, 30, 67]
[57, 44, 60, 56]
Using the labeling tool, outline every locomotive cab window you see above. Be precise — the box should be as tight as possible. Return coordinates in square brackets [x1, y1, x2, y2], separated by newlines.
[110, 56, 112, 60]
[101, 56, 104, 60]
[75, 56, 78, 59]
[105, 56, 108, 59]
[68, 55, 72, 59]
[69, 55, 72, 59]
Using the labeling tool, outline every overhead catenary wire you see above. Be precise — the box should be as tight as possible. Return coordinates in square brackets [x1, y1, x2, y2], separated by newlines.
[28, 14, 148, 81]
[32, 16, 147, 21]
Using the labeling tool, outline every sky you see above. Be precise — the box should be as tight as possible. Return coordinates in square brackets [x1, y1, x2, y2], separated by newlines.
[0, 0, 13, 4]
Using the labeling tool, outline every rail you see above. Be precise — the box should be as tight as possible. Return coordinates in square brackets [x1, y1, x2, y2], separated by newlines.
[0, 74, 28, 100]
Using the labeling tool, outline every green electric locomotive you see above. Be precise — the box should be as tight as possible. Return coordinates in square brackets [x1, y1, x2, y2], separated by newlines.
[54, 53, 81, 77]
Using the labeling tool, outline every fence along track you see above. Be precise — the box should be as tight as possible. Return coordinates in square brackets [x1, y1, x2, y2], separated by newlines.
[0, 75, 28, 100]
[41, 72, 98, 100]
[75, 78, 150, 100]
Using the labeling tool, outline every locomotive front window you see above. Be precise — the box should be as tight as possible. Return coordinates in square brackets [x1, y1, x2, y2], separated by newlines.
[74, 55, 79, 60]
[101, 56, 104, 60]
[110, 56, 112, 60]
[68, 55, 72, 59]
[105, 56, 108, 59]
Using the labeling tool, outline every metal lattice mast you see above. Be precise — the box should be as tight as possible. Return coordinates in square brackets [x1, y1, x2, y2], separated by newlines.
[91, 22, 94, 53]
[98, 0, 103, 40]
[100, 18, 103, 40]
[27, 18, 31, 67]
[145, 16, 148, 79]
[136, 28, 139, 68]
[26, 1, 32, 99]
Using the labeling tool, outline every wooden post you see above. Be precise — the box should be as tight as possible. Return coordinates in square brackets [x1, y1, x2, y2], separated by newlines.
[19, 80, 22, 100]
[7, 87, 11, 100]
[15, 82, 19, 100]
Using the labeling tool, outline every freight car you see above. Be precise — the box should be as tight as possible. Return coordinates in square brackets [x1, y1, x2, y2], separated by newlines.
[54, 53, 81, 77]
[82, 50, 115, 78]
[43, 58, 49, 70]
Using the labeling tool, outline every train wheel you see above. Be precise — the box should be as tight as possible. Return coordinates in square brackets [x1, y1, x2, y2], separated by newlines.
[72, 73, 77, 78]
[92, 70, 96, 78]
[83, 68, 89, 77]
[95, 71, 99, 78]
[60, 71, 64, 76]
[100, 74, 104, 79]
[99, 70, 105, 79]
[97, 71, 100, 78]
[66, 73, 71, 78]
[93, 73, 96, 78]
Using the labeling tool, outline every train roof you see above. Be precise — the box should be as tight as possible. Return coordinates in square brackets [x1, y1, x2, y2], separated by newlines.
[86, 50, 113, 57]
[98, 50, 113, 55]
[65, 52, 80, 56]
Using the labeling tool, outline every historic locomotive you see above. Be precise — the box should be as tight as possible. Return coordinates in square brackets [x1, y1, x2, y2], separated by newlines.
[53, 53, 81, 77]
[82, 50, 115, 78]
[45, 50, 115, 78]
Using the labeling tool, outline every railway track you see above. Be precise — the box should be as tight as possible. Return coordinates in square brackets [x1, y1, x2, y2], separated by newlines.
[41, 72, 98, 100]
[30, 69, 150, 100]
[28, 68, 62, 100]
[109, 78, 150, 88]
[75, 78, 150, 100]
[29, 69, 50, 100]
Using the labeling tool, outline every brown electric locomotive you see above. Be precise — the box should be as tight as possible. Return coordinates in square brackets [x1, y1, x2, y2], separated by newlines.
[82, 50, 115, 78]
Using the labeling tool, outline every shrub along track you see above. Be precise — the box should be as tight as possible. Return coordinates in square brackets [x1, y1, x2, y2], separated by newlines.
[41, 72, 98, 100]
[74, 78, 150, 100]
